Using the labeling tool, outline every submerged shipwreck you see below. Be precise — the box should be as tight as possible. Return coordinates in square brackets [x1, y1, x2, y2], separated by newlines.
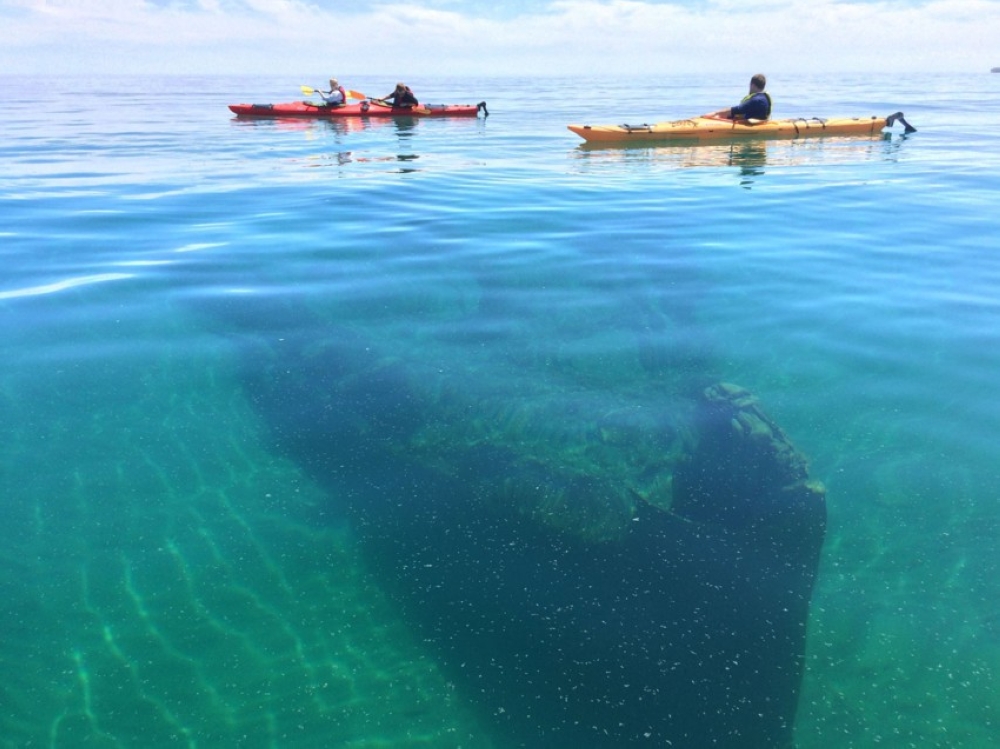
[218, 296, 827, 748]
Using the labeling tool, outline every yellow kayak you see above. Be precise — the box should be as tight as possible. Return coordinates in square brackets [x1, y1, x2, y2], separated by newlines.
[568, 112, 916, 144]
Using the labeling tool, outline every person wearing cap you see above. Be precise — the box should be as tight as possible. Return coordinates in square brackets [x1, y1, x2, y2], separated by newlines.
[381, 82, 419, 108]
[704, 74, 772, 121]
[319, 78, 347, 107]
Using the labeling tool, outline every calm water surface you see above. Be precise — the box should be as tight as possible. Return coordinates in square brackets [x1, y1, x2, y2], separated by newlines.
[2, 73, 1000, 748]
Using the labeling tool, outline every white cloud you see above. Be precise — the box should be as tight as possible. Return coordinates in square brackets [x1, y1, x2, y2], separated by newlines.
[1, 0, 998, 74]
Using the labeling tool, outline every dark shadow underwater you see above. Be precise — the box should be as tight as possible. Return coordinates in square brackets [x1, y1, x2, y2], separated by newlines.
[206, 296, 827, 749]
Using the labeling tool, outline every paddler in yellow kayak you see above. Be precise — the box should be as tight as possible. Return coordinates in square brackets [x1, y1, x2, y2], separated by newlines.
[704, 73, 772, 121]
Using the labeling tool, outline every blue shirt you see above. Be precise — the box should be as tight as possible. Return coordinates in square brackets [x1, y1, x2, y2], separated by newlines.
[731, 92, 772, 120]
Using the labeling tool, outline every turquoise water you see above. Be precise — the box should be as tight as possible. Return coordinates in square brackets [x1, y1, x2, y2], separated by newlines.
[2, 73, 1000, 748]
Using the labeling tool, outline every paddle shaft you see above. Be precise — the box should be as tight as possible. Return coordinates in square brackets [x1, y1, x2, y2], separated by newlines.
[301, 85, 367, 100]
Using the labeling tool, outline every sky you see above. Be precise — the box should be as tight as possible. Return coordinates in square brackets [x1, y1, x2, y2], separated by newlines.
[2, 0, 999, 77]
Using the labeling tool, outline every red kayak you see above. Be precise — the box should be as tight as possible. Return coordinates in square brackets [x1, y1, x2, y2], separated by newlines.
[229, 100, 488, 118]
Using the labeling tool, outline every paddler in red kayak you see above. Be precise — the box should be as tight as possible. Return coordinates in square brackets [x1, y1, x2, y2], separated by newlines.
[318, 78, 347, 107]
[380, 82, 419, 109]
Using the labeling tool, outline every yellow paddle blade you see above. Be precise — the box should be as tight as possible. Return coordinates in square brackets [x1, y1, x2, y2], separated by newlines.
[346, 89, 367, 100]
[300, 85, 316, 96]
